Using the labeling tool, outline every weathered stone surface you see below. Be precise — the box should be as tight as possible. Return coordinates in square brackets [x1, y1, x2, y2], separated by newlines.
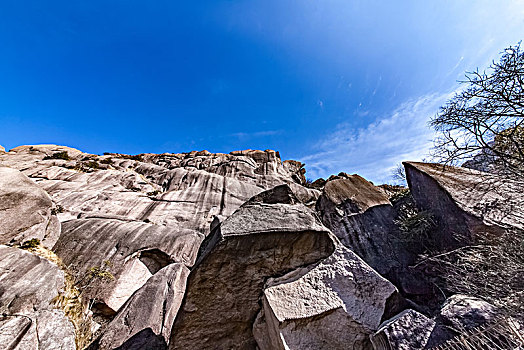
[0, 245, 75, 349]
[438, 294, 499, 332]
[0, 145, 5, 153]
[404, 162, 524, 244]
[0, 167, 60, 248]
[95, 264, 189, 349]
[54, 219, 201, 315]
[255, 245, 397, 350]
[0, 145, 306, 234]
[370, 309, 436, 350]
[316, 176, 425, 301]
[169, 185, 335, 349]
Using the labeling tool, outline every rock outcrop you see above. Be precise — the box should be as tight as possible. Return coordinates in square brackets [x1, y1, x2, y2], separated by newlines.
[0, 167, 61, 248]
[92, 264, 189, 349]
[1, 144, 522, 350]
[169, 185, 335, 349]
[0, 245, 76, 349]
[53, 219, 201, 316]
[255, 245, 397, 350]
[404, 162, 524, 245]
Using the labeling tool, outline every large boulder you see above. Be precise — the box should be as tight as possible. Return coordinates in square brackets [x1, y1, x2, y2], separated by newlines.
[0, 167, 60, 248]
[92, 264, 189, 349]
[254, 245, 397, 350]
[169, 185, 335, 349]
[54, 219, 201, 316]
[316, 175, 425, 299]
[404, 162, 524, 246]
[0, 245, 75, 349]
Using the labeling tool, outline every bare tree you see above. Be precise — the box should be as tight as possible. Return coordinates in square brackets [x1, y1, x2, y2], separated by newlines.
[431, 42, 524, 179]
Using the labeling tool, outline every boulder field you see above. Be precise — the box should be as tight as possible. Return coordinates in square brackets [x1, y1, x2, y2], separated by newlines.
[0, 145, 522, 349]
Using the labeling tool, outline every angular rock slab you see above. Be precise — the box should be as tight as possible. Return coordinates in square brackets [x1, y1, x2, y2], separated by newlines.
[169, 185, 335, 350]
[94, 264, 189, 349]
[255, 246, 397, 350]
[370, 309, 436, 350]
[439, 294, 499, 332]
[54, 218, 201, 315]
[0, 167, 60, 248]
[0, 245, 75, 349]
[404, 162, 524, 243]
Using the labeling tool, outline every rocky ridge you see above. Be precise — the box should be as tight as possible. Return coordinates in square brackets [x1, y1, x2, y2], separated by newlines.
[0, 144, 522, 349]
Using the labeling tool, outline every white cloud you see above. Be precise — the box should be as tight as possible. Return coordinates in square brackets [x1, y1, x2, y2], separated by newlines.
[301, 91, 457, 184]
[230, 130, 283, 139]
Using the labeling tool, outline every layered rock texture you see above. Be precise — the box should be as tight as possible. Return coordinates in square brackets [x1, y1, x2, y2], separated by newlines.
[0, 144, 522, 349]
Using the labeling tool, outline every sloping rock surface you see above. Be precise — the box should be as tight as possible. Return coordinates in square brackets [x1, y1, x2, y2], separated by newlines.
[0, 167, 60, 248]
[54, 219, 200, 315]
[405, 162, 524, 241]
[169, 185, 335, 349]
[0, 145, 309, 234]
[93, 264, 189, 350]
[0, 245, 75, 349]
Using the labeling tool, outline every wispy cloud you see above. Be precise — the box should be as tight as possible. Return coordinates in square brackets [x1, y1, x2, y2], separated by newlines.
[230, 130, 283, 139]
[300, 91, 457, 184]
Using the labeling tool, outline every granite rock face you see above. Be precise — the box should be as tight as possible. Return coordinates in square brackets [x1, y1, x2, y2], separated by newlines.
[255, 245, 397, 350]
[0, 145, 307, 234]
[0, 245, 76, 349]
[54, 219, 201, 316]
[2, 144, 521, 350]
[316, 176, 413, 273]
[315, 175, 427, 301]
[93, 264, 189, 350]
[169, 185, 335, 349]
[0, 167, 60, 248]
[405, 162, 524, 245]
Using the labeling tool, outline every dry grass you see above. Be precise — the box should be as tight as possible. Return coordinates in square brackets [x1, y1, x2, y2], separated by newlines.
[415, 228, 524, 323]
[21, 243, 95, 349]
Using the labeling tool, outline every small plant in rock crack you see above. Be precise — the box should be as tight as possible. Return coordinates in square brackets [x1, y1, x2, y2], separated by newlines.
[20, 238, 41, 250]
[43, 151, 70, 161]
[146, 190, 161, 196]
[394, 195, 437, 247]
[88, 266, 115, 281]
[51, 205, 65, 215]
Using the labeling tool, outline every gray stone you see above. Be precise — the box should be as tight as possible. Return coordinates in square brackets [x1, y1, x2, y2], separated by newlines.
[370, 309, 436, 350]
[95, 264, 189, 349]
[169, 185, 335, 349]
[404, 162, 524, 245]
[255, 245, 397, 350]
[0, 245, 75, 349]
[54, 219, 201, 315]
[439, 294, 499, 332]
[0, 167, 60, 248]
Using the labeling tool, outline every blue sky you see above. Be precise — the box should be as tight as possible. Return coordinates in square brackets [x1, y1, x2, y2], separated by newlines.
[1, 1, 523, 183]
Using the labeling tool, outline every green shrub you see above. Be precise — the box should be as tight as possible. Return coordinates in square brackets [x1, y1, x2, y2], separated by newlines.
[100, 158, 113, 165]
[20, 238, 41, 249]
[88, 266, 114, 281]
[51, 205, 65, 215]
[43, 151, 70, 161]
[84, 161, 100, 169]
